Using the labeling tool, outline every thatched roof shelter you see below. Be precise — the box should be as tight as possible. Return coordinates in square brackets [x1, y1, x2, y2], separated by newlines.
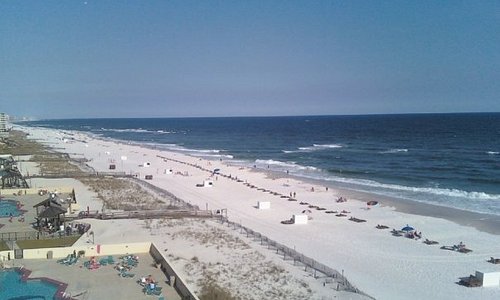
[38, 205, 67, 218]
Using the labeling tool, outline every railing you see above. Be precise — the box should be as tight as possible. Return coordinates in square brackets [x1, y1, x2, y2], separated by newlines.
[216, 216, 375, 299]
[0, 223, 91, 242]
[0, 231, 81, 242]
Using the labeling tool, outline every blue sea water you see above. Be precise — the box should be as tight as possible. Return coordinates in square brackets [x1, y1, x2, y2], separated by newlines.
[22, 113, 500, 215]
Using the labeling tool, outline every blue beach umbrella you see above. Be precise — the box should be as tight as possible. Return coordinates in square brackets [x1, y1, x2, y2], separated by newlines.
[401, 225, 414, 232]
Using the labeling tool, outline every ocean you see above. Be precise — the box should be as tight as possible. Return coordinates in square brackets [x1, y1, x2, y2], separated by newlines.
[22, 113, 500, 215]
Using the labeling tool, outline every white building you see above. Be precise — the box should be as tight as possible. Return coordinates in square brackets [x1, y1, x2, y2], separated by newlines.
[0, 113, 8, 139]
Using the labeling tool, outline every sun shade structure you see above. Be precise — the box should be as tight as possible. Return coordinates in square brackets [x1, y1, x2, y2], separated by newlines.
[38, 205, 67, 218]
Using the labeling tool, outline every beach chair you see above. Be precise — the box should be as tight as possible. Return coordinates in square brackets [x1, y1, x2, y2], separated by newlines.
[143, 284, 162, 295]
[107, 255, 115, 264]
[423, 239, 439, 245]
[459, 275, 482, 287]
[488, 257, 500, 264]
[66, 256, 78, 266]
[57, 255, 72, 264]
[120, 270, 135, 278]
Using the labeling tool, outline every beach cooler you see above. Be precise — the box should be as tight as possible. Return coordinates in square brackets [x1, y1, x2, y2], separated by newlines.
[476, 271, 500, 287]
[293, 214, 308, 224]
[257, 201, 271, 209]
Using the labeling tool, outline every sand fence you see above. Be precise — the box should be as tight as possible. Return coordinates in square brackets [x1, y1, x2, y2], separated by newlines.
[217, 216, 375, 299]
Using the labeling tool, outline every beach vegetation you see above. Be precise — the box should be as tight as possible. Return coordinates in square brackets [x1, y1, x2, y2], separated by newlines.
[0, 240, 9, 251]
[199, 281, 237, 300]
[16, 235, 81, 249]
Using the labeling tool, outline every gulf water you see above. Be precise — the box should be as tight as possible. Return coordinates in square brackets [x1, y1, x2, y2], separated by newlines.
[23, 113, 500, 215]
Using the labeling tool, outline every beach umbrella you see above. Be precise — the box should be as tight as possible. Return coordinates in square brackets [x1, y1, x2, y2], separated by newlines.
[401, 225, 414, 232]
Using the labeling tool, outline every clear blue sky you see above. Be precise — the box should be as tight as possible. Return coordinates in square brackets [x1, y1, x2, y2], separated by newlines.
[1, 1, 499, 119]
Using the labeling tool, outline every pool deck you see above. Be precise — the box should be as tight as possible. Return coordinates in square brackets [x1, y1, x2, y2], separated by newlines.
[0, 192, 70, 234]
[14, 253, 181, 299]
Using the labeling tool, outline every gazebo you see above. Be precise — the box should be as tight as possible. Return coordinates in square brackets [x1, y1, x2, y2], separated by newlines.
[33, 194, 67, 232]
[0, 169, 29, 189]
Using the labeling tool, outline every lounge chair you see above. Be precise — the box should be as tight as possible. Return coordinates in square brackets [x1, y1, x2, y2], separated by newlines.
[440, 245, 472, 253]
[391, 229, 403, 236]
[120, 270, 135, 277]
[335, 213, 347, 217]
[66, 256, 78, 266]
[348, 217, 366, 223]
[107, 255, 115, 264]
[488, 257, 500, 264]
[423, 239, 439, 245]
[459, 275, 482, 287]
[375, 225, 389, 229]
[57, 255, 72, 264]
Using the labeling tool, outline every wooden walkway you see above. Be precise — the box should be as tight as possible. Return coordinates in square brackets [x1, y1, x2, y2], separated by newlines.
[68, 209, 214, 221]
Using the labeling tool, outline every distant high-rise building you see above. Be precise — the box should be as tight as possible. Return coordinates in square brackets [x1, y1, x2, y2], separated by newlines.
[0, 113, 9, 139]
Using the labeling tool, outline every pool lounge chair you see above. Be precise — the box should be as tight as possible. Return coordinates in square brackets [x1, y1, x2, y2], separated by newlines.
[57, 255, 72, 264]
[143, 284, 162, 295]
[119, 270, 135, 278]
[107, 255, 115, 264]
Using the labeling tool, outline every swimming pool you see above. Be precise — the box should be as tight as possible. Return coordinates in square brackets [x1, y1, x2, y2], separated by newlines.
[0, 199, 23, 217]
[0, 269, 60, 299]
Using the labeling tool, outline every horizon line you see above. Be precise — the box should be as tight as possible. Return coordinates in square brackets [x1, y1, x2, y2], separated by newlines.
[10, 111, 500, 122]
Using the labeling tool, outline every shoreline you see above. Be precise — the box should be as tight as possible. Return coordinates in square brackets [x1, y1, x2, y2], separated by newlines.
[15, 125, 500, 300]
[250, 165, 500, 236]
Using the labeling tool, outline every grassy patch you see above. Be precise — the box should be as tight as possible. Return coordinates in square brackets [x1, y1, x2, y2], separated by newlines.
[0, 240, 10, 251]
[0, 130, 46, 156]
[16, 235, 81, 249]
[199, 282, 237, 300]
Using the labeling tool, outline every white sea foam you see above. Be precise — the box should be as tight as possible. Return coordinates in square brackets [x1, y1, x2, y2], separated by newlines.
[99, 128, 174, 134]
[324, 176, 500, 201]
[380, 148, 408, 154]
[487, 151, 499, 155]
[283, 143, 342, 153]
[255, 159, 318, 171]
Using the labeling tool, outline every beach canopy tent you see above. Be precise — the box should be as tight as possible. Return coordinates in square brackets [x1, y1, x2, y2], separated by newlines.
[402, 225, 414, 232]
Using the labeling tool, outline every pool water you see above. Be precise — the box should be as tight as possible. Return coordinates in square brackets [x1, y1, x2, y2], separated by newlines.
[0, 269, 59, 299]
[0, 200, 22, 217]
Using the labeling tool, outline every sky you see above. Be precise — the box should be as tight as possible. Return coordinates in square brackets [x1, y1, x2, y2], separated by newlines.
[0, 1, 499, 119]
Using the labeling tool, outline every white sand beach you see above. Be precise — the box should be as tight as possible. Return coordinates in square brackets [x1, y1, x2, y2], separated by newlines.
[18, 125, 500, 300]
